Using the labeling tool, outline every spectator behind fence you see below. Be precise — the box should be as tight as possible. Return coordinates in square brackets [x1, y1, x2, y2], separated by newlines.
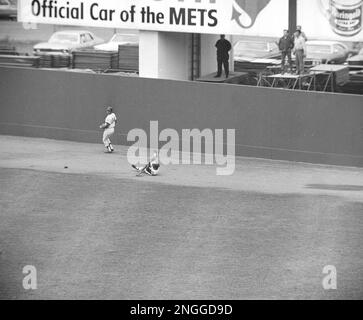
[214, 34, 232, 78]
[278, 29, 294, 74]
[296, 25, 308, 41]
[293, 30, 306, 75]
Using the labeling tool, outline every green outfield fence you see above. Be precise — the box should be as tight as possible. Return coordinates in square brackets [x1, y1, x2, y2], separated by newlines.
[0, 66, 362, 167]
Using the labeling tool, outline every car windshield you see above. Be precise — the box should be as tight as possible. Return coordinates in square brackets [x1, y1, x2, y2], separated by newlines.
[49, 33, 79, 44]
[307, 45, 331, 54]
[112, 34, 138, 43]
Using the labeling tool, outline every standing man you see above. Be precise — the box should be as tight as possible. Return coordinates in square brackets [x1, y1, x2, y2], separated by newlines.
[214, 34, 232, 78]
[99, 106, 117, 153]
[278, 29, 294, 74]
[293, 30, 306, 75]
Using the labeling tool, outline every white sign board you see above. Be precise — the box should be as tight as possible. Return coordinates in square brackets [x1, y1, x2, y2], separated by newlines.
[18, 0, 289, 36]
[297, 0, 363, 41]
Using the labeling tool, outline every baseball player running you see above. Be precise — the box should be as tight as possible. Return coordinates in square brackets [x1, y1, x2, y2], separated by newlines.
[132, 151, 160, 176]
[99, 106, 117, 153]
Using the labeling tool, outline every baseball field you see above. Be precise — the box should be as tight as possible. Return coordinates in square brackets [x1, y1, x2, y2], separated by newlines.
[0, 135, 362, 299]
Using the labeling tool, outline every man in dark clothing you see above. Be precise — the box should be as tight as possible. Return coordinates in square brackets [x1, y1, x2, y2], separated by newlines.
[278, 29, 294, 74]
[215, 34, 232, 78]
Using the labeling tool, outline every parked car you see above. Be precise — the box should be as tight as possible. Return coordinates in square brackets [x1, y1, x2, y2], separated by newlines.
[33, 30, 104, 55]
[94, 33, 139, 51]
[0, 0, 17, 20]
[233, 40, 280, 62]
[304, 40, 350, 64]
[347, 48, 363, 66]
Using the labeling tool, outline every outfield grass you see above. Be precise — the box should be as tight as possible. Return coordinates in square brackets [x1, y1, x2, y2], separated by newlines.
[0, 136, 362, 299]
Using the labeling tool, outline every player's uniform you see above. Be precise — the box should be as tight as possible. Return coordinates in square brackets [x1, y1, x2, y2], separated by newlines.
[144, 159, 160, 176]
[102, 112, 117, 152]
[132, 152, 160, 176]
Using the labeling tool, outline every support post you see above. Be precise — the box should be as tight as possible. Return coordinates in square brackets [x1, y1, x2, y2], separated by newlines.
[289, 0, 297, 33]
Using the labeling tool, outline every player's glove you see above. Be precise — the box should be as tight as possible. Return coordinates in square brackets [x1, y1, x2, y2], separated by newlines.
[99, 123, 107, 129]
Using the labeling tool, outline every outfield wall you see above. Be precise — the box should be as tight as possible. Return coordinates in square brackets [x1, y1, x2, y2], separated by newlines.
[0, 66, 362, 167]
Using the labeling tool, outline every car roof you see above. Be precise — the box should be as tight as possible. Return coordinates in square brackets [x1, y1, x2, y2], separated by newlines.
[234, 40, 273, 47]
[112, 33, 138, 36]
[235, 40, 272, 44]
[306, 40, 345, 46]
[53, 30, 93, 35]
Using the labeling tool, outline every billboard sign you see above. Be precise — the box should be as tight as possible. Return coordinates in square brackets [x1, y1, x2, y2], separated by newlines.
[18, 0, 288, 36]
[297, 0, 363, 41]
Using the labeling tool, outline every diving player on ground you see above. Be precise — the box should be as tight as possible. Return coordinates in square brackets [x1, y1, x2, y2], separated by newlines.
[132, 151, 160, 176]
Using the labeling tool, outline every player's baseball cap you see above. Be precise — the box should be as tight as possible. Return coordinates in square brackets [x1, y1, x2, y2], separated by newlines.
[106, 106, 113, 112]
